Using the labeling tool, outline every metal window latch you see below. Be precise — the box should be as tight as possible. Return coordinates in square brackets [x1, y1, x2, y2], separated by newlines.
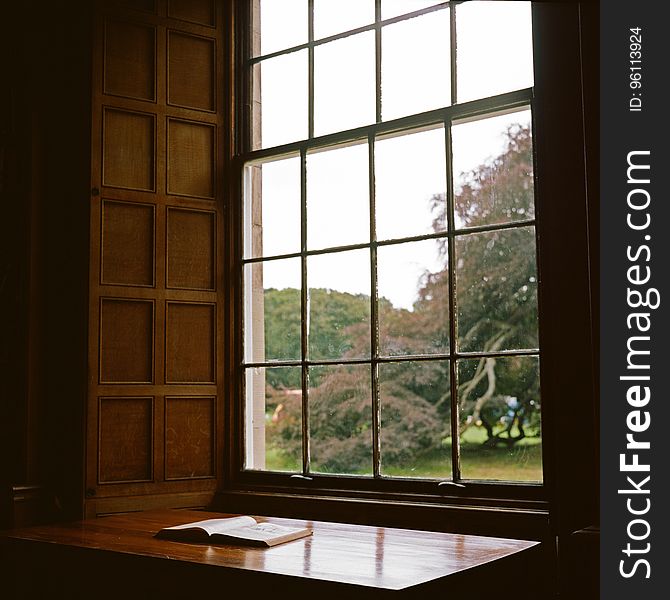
[437, 481, 466, 489]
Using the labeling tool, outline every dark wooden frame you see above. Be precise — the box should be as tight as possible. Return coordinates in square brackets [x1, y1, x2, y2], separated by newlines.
[217, 1, 598, 543]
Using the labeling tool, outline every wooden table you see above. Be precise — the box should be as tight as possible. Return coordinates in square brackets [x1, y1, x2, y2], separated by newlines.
[0, 509, 542, 599]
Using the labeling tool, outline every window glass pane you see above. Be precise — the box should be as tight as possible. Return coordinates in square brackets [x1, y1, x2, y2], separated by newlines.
[375, 127, 446, 241]
[314, 32, 376, 136]
[381, 10, 450, 121]
[244, 156, 301, 259]
[309, 363, 372, 475]
[381, 0, 442, 20]
[253, 50, 308, 149]
[308, 249, 371, 360]
[245, 366, 303, 472]
[452, 109, 534, 229]
[455, 227, 538, 353]
[456, 1, 533, 103]
[257, 0, 308, 57]
[377, 239, 448, 356]
[244, 258, 302, 363]
[458, 356, 541, 482]
[307, 142, 369, 250]
[380, 360, 451, 478]
[314, 0, 375, 40]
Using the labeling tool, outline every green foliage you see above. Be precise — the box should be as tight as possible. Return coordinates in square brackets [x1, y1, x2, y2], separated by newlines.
[263, 288, 371, 388]
[268, 364, 447, 473]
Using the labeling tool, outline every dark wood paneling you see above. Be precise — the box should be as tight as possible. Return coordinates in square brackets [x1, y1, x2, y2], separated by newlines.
[168, 31, 215, 111]
[85, 491, 215, 517]
[103, 108, 155, 190]
[101, 199, 155, 286]
[118, 0, 157, 15]
[100, 298, 154, 383]
[165, 302, 215, 383]
[166, 207, 215, 290]
[87, 0, 225, 511]
[561, 527, 599, 599]
[167, 119, 215, 198]
[165, 396, 215, 479]
[104, 19, 156, 101]
[5, 486, 55, 530]
[1, 0, 226, 523]
[168, 0, 215, 27]
[98, 397, 153, 482]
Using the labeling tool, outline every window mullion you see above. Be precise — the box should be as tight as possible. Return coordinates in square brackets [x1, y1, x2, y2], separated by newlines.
[450, 2, 458, 106]
[240, 87, 533, 164]
[375, 0, 382, 123]
[444, 121, 461, 482]
[300, 148, 310, 475]
[308, 0, 315, 139]
[304, 1, 314, 474]
[369, 132, 381, 478]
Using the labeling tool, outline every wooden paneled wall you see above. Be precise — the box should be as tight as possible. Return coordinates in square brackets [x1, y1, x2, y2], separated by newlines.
[86, 0, 226, 516]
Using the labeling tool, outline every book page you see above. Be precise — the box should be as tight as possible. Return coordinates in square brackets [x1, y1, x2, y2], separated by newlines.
[217, 522, 307, 542]
[162, 516, 257, 536]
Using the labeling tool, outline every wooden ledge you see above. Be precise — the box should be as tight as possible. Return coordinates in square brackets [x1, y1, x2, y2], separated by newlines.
[1, 509, 543, 598]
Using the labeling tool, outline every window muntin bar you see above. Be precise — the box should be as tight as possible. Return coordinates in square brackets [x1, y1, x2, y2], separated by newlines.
[249, 2, 450, 64]
[381, 0, 445, 21]
[244, 88, 533, 158]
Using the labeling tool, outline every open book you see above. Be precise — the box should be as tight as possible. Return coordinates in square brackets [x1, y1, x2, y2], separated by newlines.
[155, 516, 312, 548]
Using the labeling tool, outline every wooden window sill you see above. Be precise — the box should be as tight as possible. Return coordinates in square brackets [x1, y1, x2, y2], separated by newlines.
[215, 488, 549, 540]
[1, 509, 543, 598]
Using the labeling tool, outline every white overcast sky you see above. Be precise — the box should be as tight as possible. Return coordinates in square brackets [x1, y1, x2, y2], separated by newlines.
[249, 1, 533, 311]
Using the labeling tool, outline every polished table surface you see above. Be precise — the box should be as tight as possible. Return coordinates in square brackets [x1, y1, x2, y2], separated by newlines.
[2, 509, 539, 593]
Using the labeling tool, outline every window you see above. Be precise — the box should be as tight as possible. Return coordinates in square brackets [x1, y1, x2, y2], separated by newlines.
[233, 1, 558, 506]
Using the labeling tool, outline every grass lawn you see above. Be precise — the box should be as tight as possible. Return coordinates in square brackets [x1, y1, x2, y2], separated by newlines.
[265, 427, 543, 482]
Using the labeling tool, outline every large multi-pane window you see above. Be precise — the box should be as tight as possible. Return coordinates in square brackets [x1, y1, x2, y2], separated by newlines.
[241, 1, 540, 486]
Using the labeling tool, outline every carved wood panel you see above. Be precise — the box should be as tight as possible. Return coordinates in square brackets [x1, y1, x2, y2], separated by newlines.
[165, 396, 215, 479]
[88, 0, 224, 512]
[104, 19, 156, 101]
[101, 200, 155, 286]
[166, 207, 215, 290]
[100, 298, 154, 383]
[99, 397, 154, 482]
[118, 0, 157, 14]
[165, 302, 215, 383]
[167, 0, 215, 27]
[167, 118, 215, 198]
[168, 31, 215, 112]
[103, 108, 155, 191]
